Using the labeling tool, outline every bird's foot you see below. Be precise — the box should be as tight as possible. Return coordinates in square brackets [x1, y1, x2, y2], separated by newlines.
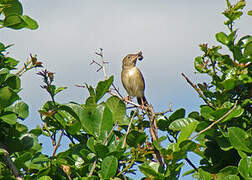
[123, 96, 131, 104]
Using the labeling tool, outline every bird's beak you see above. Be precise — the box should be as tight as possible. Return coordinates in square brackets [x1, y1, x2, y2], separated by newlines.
[132, 51, 143, 62]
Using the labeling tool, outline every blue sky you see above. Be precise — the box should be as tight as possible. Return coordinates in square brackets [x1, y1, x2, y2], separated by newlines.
[1, 0, 251, 179]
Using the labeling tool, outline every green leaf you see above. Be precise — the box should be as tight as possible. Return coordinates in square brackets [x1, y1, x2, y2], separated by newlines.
[87, 137, 95, 153]
[13, 101, 29, 119]
[222, 79, 236, 90]
[0, 68, 9, 85]
[169, 108, 185, 121]
[2, 0, 23, 16]
[248, 10, 252, 16]
[20, 133, 41, 151]
[177, 119, 199, 143]
[244, 41, 252, 57]
[139, 163, 165, 179]
[0, 86, 19, 110]
[4, 57, 19, 69]
[0, 148, 7, 155]
[0, 112, 17, 125]
[194, 56, 208, 73]
[94, 143, 109, 158]
[233, 1, 246, 11]
[15, 152, 32, 169]
[0, 43, 5, 52]
[223, 175, 240, 180]
[106, 96, 126, 124]
[20, 15, 38, 30]
[5, 74, 21, 89]
[3, 14, 26, 29]
[216, 32, 229, 45]
[198, 168, 211, 180]
[38, 176, 52, 180]
[126, 130, 146, 147]
[221, 105, 244, 123]
[238, 156, 252, 180]
[95, 76, 113, 102]
[80, 104, 113, 141]
[169, 118, 198, 131]
[217, 166, 238, 179]
[55, 86, 67, 95]
[100, 156, 118, 179]
[228, 127, 252, 153]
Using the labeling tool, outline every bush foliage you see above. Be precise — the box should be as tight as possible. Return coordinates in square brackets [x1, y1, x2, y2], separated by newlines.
[0, 0, 251, 179]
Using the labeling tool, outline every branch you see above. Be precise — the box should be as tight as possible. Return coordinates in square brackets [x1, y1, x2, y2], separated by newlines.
[122, 111, 138, 148]
[52, 130, 64, 157]
[189, 100, 238, 140]
[88, 158, 97, 177]
[181, 73, 214, 109]
[0, 142, 23, 180]
[146, 105, 164, 167]
[88, 120, 119, 177]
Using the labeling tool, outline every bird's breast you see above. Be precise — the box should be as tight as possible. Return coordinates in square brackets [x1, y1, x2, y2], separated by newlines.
[121, 67, 145, 97]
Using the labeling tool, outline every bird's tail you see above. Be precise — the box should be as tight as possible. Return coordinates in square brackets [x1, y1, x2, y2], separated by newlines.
[137, 96, 148, 106]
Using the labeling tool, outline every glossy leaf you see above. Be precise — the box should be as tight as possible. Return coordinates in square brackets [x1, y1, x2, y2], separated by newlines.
[169, 108, 185, 121]
[13, 101, 29, 119]
[0, 112, 17, 125]
[95, 76, 113, 102]
[0, 68, 9, 85]
[100, 156, 118, 179]
[228, 127, 252, 153]
[216, 32, 229, 45]
[126, 130, 146, 147]
[177, 119, 199, 143]
[81, 104, 113, 141]
[2, 0, 23, 16]
[139, 163, 165, 179]
[55, 86, 67, 95]
[38, 176, 52, 180]
[238, 156, 252, 179]
[217, 166, 238, 179]
[223, 175, 240, 180]
[198, 168, 211, 180]
[3, 14, 26, 29]
[20, 15, 38, 30]
[106, 96, 126, 124]
[169, 118, 198, 131]
[0, 86, 19, 110]
[244, 41, 252, 57]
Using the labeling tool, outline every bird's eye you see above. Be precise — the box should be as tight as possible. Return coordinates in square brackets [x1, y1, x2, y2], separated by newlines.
[128, 57, 130, 59]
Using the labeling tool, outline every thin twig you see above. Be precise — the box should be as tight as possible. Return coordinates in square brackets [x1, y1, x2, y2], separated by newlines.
[122, 111, 138, 148]
[189, 100, 238, 140]
[185, 158, 198, 172]
[0, 142, 23, 180]
[104, 121, 118, 145]
[181, 73, 214, 108]
[88, 121, 119, 177]
[156, 103, 173, 115]
[88, 158, 97, 177]
[52, 130, 64, 157]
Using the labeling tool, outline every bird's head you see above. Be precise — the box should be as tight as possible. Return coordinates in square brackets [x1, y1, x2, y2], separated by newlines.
[122, 51, 143, 68]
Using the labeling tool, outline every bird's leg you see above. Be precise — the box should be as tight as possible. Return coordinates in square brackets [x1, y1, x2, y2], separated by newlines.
[140, 97, 145, 109]
[123, 96, 131, 104]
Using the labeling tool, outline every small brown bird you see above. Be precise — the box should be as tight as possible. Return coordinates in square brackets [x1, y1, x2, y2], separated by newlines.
[121, 51, 148, 106]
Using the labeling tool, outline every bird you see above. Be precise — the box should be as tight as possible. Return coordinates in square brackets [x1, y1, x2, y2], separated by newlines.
[121, 51, 148, 107]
